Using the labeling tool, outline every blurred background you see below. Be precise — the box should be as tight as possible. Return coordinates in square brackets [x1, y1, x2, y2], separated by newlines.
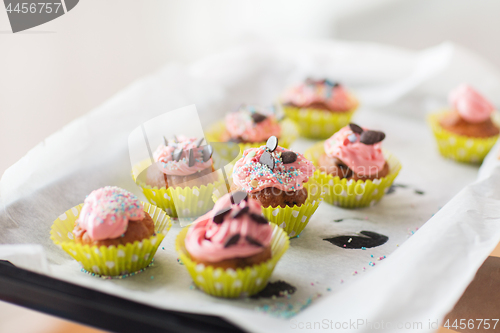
[1, 0, 499, 331]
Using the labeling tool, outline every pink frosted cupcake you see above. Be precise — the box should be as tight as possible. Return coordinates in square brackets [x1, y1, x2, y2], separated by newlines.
[429, 85, 500, 163]
[224, 137, 323, 237]
[144, 135, 216, 189]
[133, 136, 221, 218]
[205, 104, 298, 151]
[318, 124, 389, 181]
[232, 137, 315, 208]
[305, 124, 402, 208]
[281, 79, 358, 139]
[222, 105, 281, 144]
[175, 192, 290, 297]
[185, 192, 273, 269]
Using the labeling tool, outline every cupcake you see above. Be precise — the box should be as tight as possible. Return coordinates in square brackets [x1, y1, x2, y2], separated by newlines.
[186, 192, 273, 269]
[281, 78, 358, 139]
[205, 104, 298, 154]
[176, 192, 289, 297]
[133, 135, 222, 218]
[51, 186, 171, 276]
[144, 135, 217, 189]
[229, 136, 323, 237]
[222, 104, 281, 143]
[305, 124, 401, 208]
[73, 186, 154, 247]
[429, 85, 499, 163]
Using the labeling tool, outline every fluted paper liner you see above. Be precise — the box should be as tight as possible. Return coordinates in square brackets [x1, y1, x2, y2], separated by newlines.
[305, 142, 401, 208]
[51, 202, 171, 276]
[205, 118, 299, 152]
[282, 103, 358, 140]
[176, 223, 289, 298]
[132, 159, 224, 218]
[213, 179, 324, 238]
[428, 111, 499, 163]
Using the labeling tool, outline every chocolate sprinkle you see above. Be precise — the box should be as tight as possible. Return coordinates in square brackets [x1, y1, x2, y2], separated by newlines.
[230, 190, 248, 205]
[266, 136, 278, 152]
[245, 235, 263, 247]
[259, 151, 274, 170]
[173, 148, 183, 162]
[360, 130, 385, 145]
[281, 151, 297, 164]
[195, 137, 204, 147]
[188, 149, 195, 167]
[213, 209, 230, 224]
[251, 113, 267, 123]
[324, 231, 388, 249]
[232, 206, 250, 219]
[349, 123, 363, 134]
[224, 234, 240, 248]
[249, 213, 268, 225]
[202, 145, 213, 162]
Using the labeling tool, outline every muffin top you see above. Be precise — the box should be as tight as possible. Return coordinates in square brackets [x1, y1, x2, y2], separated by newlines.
[76, 186, 144, 241]
[153, 135, 213, 176]
[185, 192, 273, 263]
[324, 124, 386, 177]
[282, 78, 356, 112]
[449, 84, 494, 123]
[233, 136, 315, 193]
[225, 104, 281, 142]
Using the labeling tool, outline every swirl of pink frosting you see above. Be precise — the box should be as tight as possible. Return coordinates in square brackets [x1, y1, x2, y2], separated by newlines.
[225, 105, 281, 142]
[185, 193, 273, 263]
[76, 186, 145, 241]
[282, 79, 356, 112]
[449, 84, 494, 123]
[324, 126, 385, 176]
[232, 146, 315, 193]
[153, 136, 212, 176]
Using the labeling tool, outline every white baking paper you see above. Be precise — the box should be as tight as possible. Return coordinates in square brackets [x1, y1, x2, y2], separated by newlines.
[1, 39, 500, 333]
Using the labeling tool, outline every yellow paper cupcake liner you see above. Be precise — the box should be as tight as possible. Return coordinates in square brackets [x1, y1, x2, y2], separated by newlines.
[205, 118, 299, 153]
[305, 142, 401, 208]
[132, 159, 224, 218]
[176, 223, 289, 298]
[428, 111, 499, 163]
[212, 179, 324, 238]
[50, 202, 172, 276]
[282, 103, 358, 140]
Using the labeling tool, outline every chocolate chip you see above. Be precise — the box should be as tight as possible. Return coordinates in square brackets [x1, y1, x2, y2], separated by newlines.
[245, 235, 263, 247]
[213, 209, 230, 224]
[163, 136, 168, 146]
[360, 130, 386, 145]
[232, 206, 250, 219]
[224, 234, 240, 248]
[230, 190, 248, 205]
[249, 213, 268, 225]
[195, 137, 204, 147]
[188, 149, 195, 167]
[202, 145, 213, 162]
[281, 151, 297, 164]
[251, 113, 267, 123]
[259, 151, 274, 170]
[173, 148, 183, 161]
[349, 123, 363, 135]
[266, 136, 278, 152]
